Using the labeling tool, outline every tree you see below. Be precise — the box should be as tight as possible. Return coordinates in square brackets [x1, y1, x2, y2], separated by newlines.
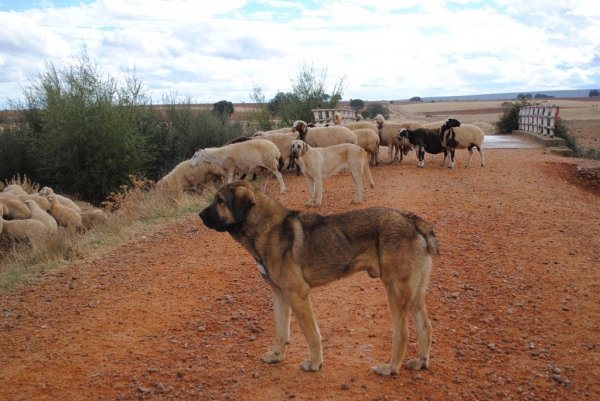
[365, 102, 389, 120]
[268, 92, 294, 116]
[349, 99, 365, 110]
[409, 96, 423, 102]
[517, 93, 533, 99]
[212, 100, 234, 117]
[590, 89, 600, 97]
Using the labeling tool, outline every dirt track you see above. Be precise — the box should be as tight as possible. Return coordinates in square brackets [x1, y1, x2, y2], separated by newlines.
[1, 145, 599, 401]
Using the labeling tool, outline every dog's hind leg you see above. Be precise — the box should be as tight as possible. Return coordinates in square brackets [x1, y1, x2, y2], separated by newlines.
[262, 282, 291, 364]
[406, 292, 432, 371]
[349, 166, 363, 204]
[372, 282, 410, 376]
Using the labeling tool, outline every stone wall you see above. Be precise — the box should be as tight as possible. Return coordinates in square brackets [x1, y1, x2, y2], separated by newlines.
[577, 166, 600, 188]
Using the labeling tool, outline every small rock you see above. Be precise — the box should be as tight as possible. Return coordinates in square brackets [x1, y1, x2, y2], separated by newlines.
[552, 367, 561, 374]
[563, 379, 571, 389]
[586, 343, 595, 350]
[341, 382, 350, 390]
[552, 374, 564, 383]
[562, 307, 570, 311]
[138, 386, 151, 394]
[487, 343, 496, 351]
[156, 383, 164, 390]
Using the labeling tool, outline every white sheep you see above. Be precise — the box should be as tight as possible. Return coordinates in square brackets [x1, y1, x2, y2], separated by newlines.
[156, 159, 228, 191]
[80, 209, 109, 230]
[38, 187, 82, 213]
[0, 197, 32, 220]
[1, 213, 48, 243]
[373, 115, 422, 163]
[441, 125, 485, 168]
[352, 128, 381, 166]
[291, 120, 358, 147]
[17, 194, 52, 212]
[25, 199, 58, 231]
[252, 132, 296, 170]
[47, 195, 84, 230]
[190, 139, 286, 194]
[3, 184, 28, 196]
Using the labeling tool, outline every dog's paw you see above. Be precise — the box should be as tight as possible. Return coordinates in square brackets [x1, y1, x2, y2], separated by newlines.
[372, 363, 399, 376]
[406, 357, 429, 371]
[261, 350, 283, 364]
[300, 359, 322, 372]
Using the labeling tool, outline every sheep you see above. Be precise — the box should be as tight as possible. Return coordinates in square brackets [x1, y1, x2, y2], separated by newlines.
[80, 209, 108, 230]
[17, 194, 52, 212]
[1, 210, 49, 243]
[0, 197, 32, 220]
[372, 114, 423, 163]
[0, 202, 8, 218]
[252, 132, 296, 171]
[38, 187, 82, 213]
[190, 139, 286, 194]
[397, 128, 448, 168]
[47, 195, 84, 230]
[352, 128, 381, 166]
[156, 159, 228, 191]
[3, 184, 28, 196]
[441, 125, 485, 168]
[25, 199, 57, 231]
[291, 120, 358, 148]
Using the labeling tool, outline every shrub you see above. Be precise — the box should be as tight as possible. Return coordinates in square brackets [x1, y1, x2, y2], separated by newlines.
[493, 98, 532, 134]
[350, 99, 365, 110]
[212, 100, 234, 117]
[409, 96, 422, 102]
[364, 102, 389, 120]
[554, 119, 600, 160]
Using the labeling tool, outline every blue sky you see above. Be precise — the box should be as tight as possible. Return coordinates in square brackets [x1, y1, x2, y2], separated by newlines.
[1, 0, 599, 108]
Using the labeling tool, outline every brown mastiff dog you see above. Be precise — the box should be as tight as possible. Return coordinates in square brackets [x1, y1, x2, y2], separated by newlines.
[199, 181, 439, 375]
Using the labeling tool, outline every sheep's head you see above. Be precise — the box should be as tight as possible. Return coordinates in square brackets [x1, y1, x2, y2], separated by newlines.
[397, 128, 409, 141]
[253, 132, 265, 138]
[373, 114, 385, 129]
[440, 117, 461, 137]
[39, 186, 53, 196]
[190, 150, 205, 168]
[292, 120, 308, 140]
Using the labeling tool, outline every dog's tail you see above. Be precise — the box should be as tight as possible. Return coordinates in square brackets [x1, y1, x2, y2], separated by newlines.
[414, 217, 440, 257]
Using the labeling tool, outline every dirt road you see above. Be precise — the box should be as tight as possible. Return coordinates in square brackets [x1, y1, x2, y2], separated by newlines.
[1, 145, 599, 400]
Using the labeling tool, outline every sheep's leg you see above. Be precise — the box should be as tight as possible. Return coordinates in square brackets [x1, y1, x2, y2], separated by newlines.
[417, 148, 425, 168]
[465, 146, 474, 167]
[261, 280, 291, 364]
[272, 169, 286, 194]
[387, 145, 394, 163]
[441, 150, 448, 167]
[448, 149, 456, 169]
[227, 169, 236, 183]
[478, 146, 485, 167]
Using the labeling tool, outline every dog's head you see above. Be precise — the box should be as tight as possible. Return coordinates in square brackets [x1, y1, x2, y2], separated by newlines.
[199, 181, 256, 233]
[290, 139, 308, 159]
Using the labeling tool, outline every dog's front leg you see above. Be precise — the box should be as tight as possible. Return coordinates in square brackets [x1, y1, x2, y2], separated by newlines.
[305, 176, 315, 207]
[262, 282, 291, 364]
[287, 292, 323, 372]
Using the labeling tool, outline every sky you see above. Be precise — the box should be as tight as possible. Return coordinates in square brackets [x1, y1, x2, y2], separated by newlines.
[1, 0, 599, 109]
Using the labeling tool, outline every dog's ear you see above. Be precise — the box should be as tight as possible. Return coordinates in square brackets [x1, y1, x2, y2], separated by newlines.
[303, 141, 308, 154]
[230, 184, 256, 222]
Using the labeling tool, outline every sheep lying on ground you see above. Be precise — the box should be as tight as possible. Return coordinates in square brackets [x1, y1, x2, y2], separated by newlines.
[3, 185, 28, 196]
[47, 195, 84, 230]
[397, 128, 448, 168]
[38, 187, 82, 213]
[353, 128, 381, 165]
[373, 115, 423, 163]
[190, 139, 286, 194]
[1, 210, 48, 243]
[157, 159, 228, 191]
[17, 194, 52, 212]
[80, 209, 108, 229]
[441, 125, 485, 168]
[0, 197, 32, 220]
[25, 200, 57, 231]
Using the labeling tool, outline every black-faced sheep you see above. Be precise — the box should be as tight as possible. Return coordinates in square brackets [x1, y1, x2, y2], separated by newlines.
[38, 187, 82, 213]
[441, 125, 485, 168]
[156, 159, 228, 191]
[397, 128, 448, 168]
[190, 139, 286, 194]
[373, 115, 422, 163]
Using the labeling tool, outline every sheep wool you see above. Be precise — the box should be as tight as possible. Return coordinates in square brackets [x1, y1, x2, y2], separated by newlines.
[1, 218, 48, 242]
[291, 120, 358, 148]
[47, 195, 84, 229]
[38, 187, 82, 213]
[352, 128, 380, 165]
[372, 115, 423, 163]
[0, 197, 32, 220]
[80, 209, 109, 230]
[441, 125, 485, 168]
[25, 200, 58, 231]
[157, 160, 227, 191]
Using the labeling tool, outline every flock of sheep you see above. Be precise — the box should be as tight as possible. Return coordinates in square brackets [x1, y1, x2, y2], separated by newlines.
[1, 112, 486, 247]
[0, 185, 107, 247]
[157, 112, 486, 205]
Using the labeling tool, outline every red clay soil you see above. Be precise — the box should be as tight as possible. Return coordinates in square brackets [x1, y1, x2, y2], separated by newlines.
[1, 147, 599, 401]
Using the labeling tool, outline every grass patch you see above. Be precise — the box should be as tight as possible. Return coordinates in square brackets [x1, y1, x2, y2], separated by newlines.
[554, 119, 600, 160]
[0, 177, 215, 293]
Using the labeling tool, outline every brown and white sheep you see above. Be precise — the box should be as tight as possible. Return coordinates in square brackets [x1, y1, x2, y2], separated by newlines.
[373, 115, 422, 163]
[156, 159, 228, 191]
[190, 139, 286, 194]
[47, 195, 84, 230]
[38, 187, 82, 213]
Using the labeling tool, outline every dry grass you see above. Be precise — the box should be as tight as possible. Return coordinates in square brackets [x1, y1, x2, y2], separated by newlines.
[0, 176, 215, 292]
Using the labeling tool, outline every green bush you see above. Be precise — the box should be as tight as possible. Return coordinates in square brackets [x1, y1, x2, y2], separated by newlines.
[364, 102, 389, 120]
[350, 99, 365, 110]
[493, 98, 532, 134]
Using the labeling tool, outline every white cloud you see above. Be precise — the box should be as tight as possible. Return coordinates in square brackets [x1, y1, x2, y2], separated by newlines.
[0, 0, 599, 108]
